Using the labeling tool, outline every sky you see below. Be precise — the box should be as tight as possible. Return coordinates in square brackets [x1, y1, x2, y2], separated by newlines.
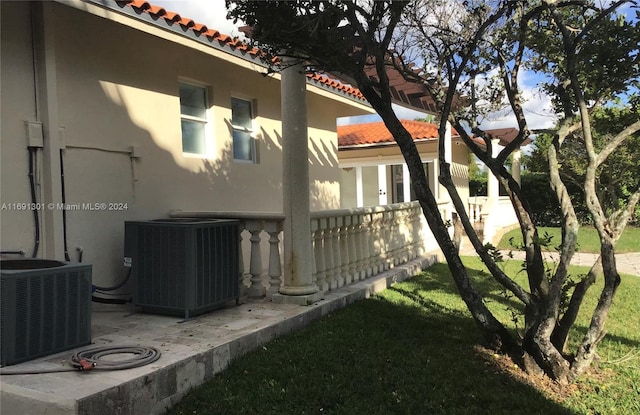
[151, 0, 557, 132]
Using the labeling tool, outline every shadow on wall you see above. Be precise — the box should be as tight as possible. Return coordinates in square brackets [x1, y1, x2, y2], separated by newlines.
[4, 0, 350, 289]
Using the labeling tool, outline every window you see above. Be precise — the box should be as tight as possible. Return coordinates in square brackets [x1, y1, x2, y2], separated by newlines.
[231, 97, 255, 162]
[392, 163, 431, 202]
[179, 82, 208, 154]
[392, 164, 405, 203]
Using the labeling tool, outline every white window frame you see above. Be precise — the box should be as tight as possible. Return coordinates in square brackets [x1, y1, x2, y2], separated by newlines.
[230, 97, 257, 163]
[179, 81, 213, 157]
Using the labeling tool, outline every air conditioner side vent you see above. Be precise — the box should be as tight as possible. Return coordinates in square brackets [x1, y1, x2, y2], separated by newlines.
[1, 261, 92, 367]
[125, 219, 239, 319]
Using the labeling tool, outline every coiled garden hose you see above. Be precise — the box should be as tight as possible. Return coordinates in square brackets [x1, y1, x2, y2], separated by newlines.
[0, 345, 161, 375]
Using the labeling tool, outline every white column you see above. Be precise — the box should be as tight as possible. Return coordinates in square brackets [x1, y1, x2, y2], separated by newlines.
[444, 121, 453, 165]
[378, 165, 388, 205]
[483, 138, 502, 244]
[355, 166, 364, 208]
[431, 160, 439, 200]
[512, 148, 522, 186]
[487, 138, 500, 205]
[402, 163, 411, 202]
[275, 59, 320, 303]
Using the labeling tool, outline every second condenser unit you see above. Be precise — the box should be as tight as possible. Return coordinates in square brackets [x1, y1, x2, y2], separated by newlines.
[124, 219, 239, 319]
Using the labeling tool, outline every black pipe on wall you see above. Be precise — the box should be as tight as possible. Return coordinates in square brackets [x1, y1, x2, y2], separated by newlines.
[27, 147, 40, 258]
[59, 149, 70, 261]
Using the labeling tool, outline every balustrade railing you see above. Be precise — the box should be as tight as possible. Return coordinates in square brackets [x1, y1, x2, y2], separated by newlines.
[171, 201, 433, 301]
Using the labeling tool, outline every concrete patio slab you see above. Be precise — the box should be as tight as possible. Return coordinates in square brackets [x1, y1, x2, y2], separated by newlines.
[0, 254, 437, 415]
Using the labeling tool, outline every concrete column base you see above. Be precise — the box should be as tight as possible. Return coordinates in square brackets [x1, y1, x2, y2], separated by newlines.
[272, 291, 323, 306]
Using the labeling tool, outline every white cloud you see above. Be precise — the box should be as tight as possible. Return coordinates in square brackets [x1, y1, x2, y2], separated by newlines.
[478, 74, 557, 132]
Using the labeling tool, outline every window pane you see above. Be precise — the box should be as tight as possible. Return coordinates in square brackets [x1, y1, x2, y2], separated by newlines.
[181, 120, 206, 154]
[392, 165, 404, 203]
[233, 129, 253, 161]
[231, 98, 252, 129]
[180, 83, 207, 119]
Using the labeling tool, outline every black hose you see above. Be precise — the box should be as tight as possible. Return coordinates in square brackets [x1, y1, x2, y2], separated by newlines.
[91, 295, 131, 305]
[59, 149, 71, 262]
[92, 267, 132, 292]
[27, 147, 40, 258]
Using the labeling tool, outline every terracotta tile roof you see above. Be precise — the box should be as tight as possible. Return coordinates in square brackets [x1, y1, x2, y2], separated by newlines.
[112, 1, 365, 101]
[484, 128, 532, 147]
[338, 119, 451, 148]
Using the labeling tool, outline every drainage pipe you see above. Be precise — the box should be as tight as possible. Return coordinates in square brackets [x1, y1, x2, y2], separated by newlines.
[92, 267, 132, 292]
[59, 149, 70, 261]
[27, 147, 40, 258]
[0, 251, 26, 256]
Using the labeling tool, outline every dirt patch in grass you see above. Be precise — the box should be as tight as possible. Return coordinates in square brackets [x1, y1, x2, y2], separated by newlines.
[474, 345, 617, 403]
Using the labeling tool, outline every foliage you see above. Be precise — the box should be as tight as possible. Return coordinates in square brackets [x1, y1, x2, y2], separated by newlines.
[498, 226, 640, 254]
[168, 260, 640, 415]
[469, 153, 487, 196]
[520, 173, 563, 226]
[227, 0, 640, 383]
[524, 106, 640, 225]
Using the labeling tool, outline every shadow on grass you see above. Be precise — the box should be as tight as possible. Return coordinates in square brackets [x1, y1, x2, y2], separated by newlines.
[168, 284, 576, 415]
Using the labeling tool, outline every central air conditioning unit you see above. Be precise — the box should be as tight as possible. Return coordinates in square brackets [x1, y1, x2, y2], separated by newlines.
[1, 259, 92, 367]
[124, 219, 239, 319]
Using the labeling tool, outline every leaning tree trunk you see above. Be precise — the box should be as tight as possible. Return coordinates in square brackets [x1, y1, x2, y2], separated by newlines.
[357, 83, 519, 352]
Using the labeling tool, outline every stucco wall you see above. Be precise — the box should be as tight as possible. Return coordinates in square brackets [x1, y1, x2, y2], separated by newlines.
[0, 2, 39, 256]
[0, 1, 370, 286]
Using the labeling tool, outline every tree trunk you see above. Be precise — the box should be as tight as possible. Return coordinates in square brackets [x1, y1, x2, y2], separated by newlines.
[360, 92, 519, 353]
[571, 244, 620, 378]
[551, 257, 600, 352]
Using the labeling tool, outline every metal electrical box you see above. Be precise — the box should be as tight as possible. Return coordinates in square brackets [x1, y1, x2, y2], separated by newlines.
[1, 259, 92, 366]
[124, 219, 239, 319]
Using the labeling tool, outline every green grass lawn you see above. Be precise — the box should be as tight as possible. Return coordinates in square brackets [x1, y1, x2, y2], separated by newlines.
[497, 226, 640, 253]
[167, 258, 640, 415]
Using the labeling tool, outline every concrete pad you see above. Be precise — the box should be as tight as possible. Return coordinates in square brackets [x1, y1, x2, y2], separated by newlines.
[0, 254, 437, 415]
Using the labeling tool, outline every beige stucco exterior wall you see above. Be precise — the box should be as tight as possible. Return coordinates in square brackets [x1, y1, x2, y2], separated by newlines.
[1, 2, 38, 256]
[0, 1, 371, 286]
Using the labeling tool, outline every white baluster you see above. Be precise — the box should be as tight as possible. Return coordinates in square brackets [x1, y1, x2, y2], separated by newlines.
[380, 211, 393, 271]
[333, 217, 344, 288]
[265, 221, 283, 300]
[238, 221, 247, 302]
[369, 212, 379, 274]
[348, 215, 359, 282]
[362, 212, 374, 277]
[313, 219, 328, 292]
[324, 217, 336, 290]
[246, 220, 266, 298]
[399, 208, 410, 263]
[340, 216, 351, 285]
